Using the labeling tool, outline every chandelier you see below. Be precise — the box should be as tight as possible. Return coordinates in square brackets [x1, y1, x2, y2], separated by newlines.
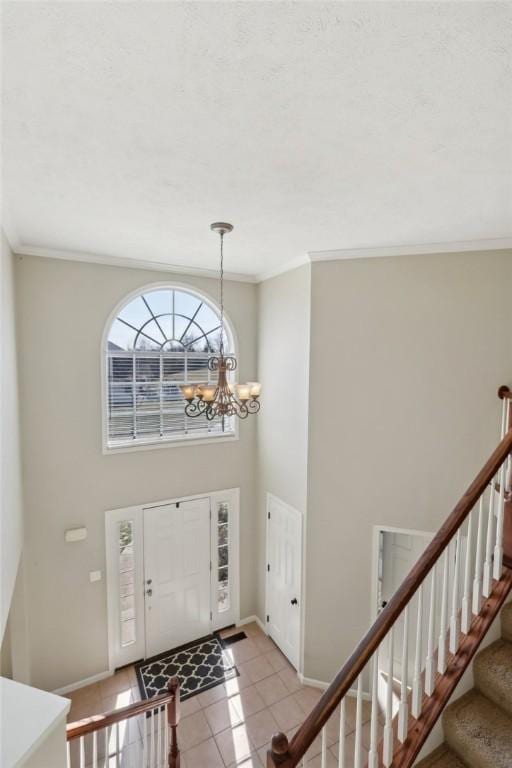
[180, 223, 261, 420]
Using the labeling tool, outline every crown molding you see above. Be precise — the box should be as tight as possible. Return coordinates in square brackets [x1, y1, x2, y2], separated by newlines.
[308, 237, 512, 263]
[10, 236, 512, 286]
[13, 244, 258, 283]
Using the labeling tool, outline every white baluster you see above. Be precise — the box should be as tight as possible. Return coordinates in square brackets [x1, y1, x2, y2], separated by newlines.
[483, 482, 495, 597]
[157, 707, 162, 768]
[449, 531, 461, 653]
[398, 607, 409, 742]
[164, 704, 169, 766]
[338, 697, 346, 768]
[493, 450, 507, 581]
[150, 710, 155, 768]
[472, 496, 485, 615]
[438, 548, 449, 674]
[104, 726, 109, 768]
[79, 735, 85, 768]
[354, 675, 364, 768]
[142, 715, 148, 768]
[501, 396, 508, 439]
[461, 512, 473, 633]
[412, 584, 423, 718]
[425, 566, 436, 696]
[321, 725, 327, 768]
[66, 740, 71, 768]
[115, 721, 120, 768]
[92, 731, 97, 768]
[368, 653, 380, 766]
[383, 628, 394, 767]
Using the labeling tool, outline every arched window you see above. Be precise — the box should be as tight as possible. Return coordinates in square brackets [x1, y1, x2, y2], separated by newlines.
[104, 285, 236, 448]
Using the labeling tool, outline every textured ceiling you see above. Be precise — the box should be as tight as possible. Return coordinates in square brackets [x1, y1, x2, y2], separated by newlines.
[2, 1, 511, 277]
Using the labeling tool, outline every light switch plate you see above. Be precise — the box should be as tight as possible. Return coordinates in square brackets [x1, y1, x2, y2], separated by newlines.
[89, 571, 102, 583]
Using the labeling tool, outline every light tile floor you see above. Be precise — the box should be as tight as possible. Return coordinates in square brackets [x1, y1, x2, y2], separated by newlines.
[66, 622, 377, 767]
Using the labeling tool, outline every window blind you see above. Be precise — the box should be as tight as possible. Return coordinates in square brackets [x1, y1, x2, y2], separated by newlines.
[107, 349, 234, 445]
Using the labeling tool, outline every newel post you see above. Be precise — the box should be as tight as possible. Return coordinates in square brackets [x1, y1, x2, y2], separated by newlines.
[267, 732, 294, 767]
[167, 677, 181, 768]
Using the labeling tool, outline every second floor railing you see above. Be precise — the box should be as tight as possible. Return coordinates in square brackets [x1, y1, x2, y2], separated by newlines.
[66, 677, 180, 768]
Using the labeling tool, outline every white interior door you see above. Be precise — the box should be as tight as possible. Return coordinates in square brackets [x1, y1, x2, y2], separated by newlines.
[144, 498, 211, 658]
[266, 495, 302, 670]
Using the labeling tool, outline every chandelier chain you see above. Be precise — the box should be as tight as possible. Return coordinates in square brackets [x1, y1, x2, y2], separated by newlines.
[220, 231, 224, 354]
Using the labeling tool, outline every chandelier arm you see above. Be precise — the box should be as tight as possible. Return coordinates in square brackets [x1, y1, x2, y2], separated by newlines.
[184, 399, 208, 418]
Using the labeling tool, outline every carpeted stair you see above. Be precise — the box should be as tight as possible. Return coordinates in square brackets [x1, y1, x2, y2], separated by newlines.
[416, 602, 512, 767]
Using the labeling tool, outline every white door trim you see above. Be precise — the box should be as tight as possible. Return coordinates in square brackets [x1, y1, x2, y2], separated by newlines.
[265, 493, 304, 673]
[370, 525, 434, 624]
[106, 488, 240, 672]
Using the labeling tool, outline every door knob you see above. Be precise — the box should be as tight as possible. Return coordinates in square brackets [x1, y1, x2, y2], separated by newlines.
[291, 598, 298, 606]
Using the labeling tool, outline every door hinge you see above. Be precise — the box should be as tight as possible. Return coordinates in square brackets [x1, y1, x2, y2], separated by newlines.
[266, 614, 270, 622]
[267, 563, 270, 572]
[210, 561, 212, 572]
[210, 611, 213, 621]
[268, 511, 271, 519]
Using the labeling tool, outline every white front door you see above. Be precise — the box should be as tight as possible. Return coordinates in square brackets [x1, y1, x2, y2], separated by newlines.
[266, 495, 302, 670]
[143, 498, 211, 658]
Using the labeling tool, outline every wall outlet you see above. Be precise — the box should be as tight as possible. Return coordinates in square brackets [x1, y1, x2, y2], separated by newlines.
[89, 571, 102, 583]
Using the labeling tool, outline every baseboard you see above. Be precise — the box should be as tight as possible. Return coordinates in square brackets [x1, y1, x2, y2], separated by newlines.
[53, 669, 112, 695]
[238, 614, 267, 634]
[298, 673, 371, 701]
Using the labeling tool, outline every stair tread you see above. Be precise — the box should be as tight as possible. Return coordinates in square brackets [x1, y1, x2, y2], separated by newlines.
[443, 690, 512, 768]
[415, 744, 467, 767]
[474, 639, 512, 717]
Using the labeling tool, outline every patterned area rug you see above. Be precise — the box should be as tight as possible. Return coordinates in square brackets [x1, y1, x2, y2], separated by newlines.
[135, 634, 240, 701]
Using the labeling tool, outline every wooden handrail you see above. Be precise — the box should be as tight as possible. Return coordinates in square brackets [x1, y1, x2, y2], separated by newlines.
[66, 677, 179, 741]
[269, 428, 512, 766]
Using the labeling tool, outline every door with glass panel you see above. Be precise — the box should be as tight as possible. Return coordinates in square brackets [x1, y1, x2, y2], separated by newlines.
[106, 489, 240, 670]
[143, 498, 211, 658]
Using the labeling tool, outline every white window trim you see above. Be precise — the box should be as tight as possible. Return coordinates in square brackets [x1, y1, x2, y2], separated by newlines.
[101, 280, 240, 454]
[105, 488, 240, 672]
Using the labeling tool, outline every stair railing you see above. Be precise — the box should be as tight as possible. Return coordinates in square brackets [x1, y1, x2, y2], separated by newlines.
[268, 389, 512, 768]
[66, 677, 180, 768]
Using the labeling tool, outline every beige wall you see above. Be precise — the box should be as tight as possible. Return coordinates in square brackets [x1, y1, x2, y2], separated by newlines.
[305, 250, 512, 682]
[15, 255, 258, 691]
[256, 265, 311, 619]
[1, 233, 24, 641]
